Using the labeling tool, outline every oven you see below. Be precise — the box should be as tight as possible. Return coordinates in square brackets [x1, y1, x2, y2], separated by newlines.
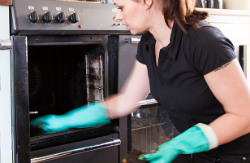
[13, 35, 123, 163]
[6, 0, 133, 162]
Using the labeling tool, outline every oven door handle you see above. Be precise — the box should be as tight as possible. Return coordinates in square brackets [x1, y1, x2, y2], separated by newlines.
[136, 98, 158, 106]
[123, 37, 141, 44]
[31, 138, 121, 163]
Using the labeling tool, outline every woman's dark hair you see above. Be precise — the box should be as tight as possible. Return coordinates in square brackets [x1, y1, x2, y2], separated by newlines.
[162, 0, 208, 35]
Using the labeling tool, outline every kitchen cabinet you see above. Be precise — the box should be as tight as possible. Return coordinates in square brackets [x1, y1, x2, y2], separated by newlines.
[0, 4, 13, 163]
[0, 0, 12, 5]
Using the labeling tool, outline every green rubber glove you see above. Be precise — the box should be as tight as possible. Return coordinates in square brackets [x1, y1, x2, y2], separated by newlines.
[138, 123, 218, 163]
[30, 103, 110, 134]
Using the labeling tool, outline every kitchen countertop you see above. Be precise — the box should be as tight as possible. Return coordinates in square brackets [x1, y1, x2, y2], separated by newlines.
[0, 0, 12, 5]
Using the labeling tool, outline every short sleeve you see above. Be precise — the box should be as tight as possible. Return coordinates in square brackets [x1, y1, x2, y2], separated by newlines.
[136, 39, 146, 64]
[136, 32, 155, 65]
[188, 26, 236, 75]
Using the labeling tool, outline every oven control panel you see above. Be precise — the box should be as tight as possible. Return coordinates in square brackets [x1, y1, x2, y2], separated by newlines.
[10, 0, 128, 34]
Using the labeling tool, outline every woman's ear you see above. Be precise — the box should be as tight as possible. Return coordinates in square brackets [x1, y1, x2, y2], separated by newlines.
[144, 0, 153, 9]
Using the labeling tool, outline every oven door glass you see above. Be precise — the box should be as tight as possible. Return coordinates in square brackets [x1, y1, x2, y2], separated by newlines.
[29, 44, 105, 119]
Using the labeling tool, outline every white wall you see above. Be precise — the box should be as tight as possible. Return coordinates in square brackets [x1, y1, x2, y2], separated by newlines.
[0, 5, 13, 163]
[224, 0, 250, 10]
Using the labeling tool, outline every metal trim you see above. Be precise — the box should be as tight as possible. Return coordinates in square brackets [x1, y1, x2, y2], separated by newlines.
[123, 37, 141, 44]
[31, 138, 121, 163]
[136, 98, 158, 106]
[0, 40, 12, 50]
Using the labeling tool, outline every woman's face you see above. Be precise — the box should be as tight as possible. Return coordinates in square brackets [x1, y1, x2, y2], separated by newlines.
[113, 0, 151, 34]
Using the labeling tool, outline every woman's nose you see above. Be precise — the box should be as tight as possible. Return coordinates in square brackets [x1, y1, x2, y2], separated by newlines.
[115, 10, 123, 21]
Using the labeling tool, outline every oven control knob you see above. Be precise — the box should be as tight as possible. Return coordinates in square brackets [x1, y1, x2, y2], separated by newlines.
[56, 12, 66, 23]
[29, 11, 38, 23]
[68, 13, 79, 23]
[42, 11, 53, 23]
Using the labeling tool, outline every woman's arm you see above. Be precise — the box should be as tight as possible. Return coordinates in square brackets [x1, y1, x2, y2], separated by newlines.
[104, 60, 150, 119]
[204, 58, 250, 145]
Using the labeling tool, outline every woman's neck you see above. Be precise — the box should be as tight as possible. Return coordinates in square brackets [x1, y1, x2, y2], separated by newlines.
[149, 19, 173, 49]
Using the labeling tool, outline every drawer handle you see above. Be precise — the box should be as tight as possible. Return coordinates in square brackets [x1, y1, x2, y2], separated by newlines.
[31, 138, 121, 163]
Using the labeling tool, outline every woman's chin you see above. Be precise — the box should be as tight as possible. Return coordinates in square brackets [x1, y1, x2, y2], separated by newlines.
[129, 29, 139, 35]
[129, 28, 146, 35]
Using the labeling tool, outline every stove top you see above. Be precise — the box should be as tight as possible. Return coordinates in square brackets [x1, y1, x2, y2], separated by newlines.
[10, 0, 129, 35]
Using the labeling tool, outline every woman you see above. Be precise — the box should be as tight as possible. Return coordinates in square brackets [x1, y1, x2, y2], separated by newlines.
[31, 0, 250, 162]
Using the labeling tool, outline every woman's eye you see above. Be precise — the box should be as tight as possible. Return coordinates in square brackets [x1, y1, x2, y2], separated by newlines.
[117, 6, 123, 11]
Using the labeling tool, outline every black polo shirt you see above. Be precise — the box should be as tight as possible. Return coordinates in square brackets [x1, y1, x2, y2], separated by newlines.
[136, 21, 250, 154]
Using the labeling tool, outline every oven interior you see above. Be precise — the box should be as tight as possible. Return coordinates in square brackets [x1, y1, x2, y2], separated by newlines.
[28, 43, 117, 151]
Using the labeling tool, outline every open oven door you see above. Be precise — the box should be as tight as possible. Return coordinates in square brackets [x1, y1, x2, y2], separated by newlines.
[11, 36, 31, 163]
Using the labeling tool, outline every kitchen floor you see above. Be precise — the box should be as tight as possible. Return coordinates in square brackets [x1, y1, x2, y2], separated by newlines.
[124, 105, 179, 163]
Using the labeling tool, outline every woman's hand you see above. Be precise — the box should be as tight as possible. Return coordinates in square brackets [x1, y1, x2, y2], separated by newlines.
[31, 103, 110, 134]
[138, 123, 218, 163]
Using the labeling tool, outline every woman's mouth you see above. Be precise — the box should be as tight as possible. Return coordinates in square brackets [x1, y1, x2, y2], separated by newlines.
[122, 23, 128, 29]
